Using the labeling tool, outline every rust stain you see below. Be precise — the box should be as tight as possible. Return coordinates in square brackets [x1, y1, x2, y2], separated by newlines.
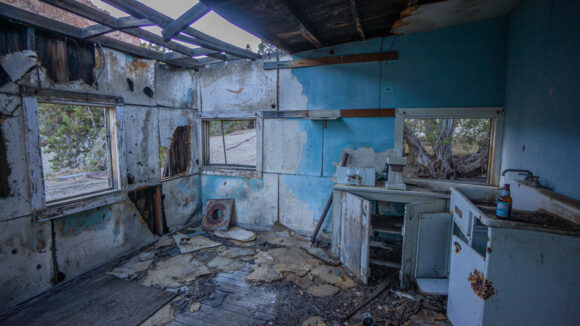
[486, 247, 493, 254]
[453, 241, 461, 254]
[226, 88, 244, 94]
[455, 205, 463, 218]
[468, 270, 496, 300]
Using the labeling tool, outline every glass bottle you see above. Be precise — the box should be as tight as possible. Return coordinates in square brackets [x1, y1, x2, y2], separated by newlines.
[496, 184, 513, 219]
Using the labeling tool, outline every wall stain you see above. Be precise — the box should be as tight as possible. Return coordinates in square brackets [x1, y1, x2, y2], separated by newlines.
[227, 88, 243, 94]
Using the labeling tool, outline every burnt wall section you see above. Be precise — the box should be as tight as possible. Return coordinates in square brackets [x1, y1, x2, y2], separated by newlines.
[0, 20, 199, 312]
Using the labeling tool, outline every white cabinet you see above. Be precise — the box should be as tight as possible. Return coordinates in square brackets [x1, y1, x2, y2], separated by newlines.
[447, 187, 580, 326]
[332, 184, 449, 288]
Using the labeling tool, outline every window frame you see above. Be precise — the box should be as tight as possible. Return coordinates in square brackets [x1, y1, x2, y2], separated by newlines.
[22, 89, 125, 221]
[198, 112, 263, 178]
[394, 107, 504, 186]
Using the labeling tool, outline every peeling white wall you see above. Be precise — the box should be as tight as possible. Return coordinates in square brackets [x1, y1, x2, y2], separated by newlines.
[0, 43, 201, 312]
[198, 60, 277, 112]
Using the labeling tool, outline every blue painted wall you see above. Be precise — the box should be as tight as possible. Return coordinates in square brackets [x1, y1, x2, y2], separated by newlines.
[290, 16, 507, 109]
[202, 16, 510, 233]
[502, 0, 580, 200]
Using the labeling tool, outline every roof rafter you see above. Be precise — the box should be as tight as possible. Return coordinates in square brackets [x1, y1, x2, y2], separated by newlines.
[39, 0, 220, 63]
[348, 0, 366, 40]
[0, 2, 200, 69]
[81, 16, 153, 39]
[161, 3, 210, 41]
[102, 0, 260, 60]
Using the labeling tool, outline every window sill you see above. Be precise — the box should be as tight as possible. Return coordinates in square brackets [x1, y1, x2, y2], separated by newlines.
[201, 166, 261, 178]
[34, 189, 125, 222]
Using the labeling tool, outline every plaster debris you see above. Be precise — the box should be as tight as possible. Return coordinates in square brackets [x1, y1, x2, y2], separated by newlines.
[142, 254, 212, 288]
[172, 233, 221, 253]
[270, 247, 320, 277]
[156, 235, 175, 248]
[106, 255, 153, 280]
[217, 246, 255, 258]
[286, 272, 315, 290]
[0, 50, 38, 81]
[259, 230, 338, 265]
[213, 226, 257, 242]
[190, 302, 201, 313]
[306, 284, 339, 297]
[246, 264, 283, 283]
[207, 256, 245, 273]
[302, 316, 327, 326]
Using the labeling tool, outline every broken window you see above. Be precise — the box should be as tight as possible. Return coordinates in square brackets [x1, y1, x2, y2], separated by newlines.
[403, 118, 492, 183]
[203, 120, 256, 168]
[160, 126, 191, 179]
[38, 103, 113, 202]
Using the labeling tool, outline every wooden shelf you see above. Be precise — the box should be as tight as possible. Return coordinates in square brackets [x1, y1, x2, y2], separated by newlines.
[371, 215, 403, 235]
[369, 258, 401, 269]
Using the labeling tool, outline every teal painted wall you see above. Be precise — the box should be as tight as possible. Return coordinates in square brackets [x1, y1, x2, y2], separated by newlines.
[502, 0, 580, 200]
[290, 16, 507, 109]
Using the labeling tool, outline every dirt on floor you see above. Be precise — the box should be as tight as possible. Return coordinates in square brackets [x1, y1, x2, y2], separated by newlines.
[104, 224, 451, 326]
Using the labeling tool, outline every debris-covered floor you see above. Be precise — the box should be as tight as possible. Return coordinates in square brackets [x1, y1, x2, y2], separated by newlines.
[2, 225, 451, 326]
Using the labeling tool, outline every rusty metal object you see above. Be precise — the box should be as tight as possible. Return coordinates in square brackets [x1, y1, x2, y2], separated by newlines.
[468, 269, 496, 300]
[202, 199, 234, 231]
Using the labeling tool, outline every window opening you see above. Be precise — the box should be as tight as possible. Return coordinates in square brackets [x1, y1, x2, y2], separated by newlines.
[38, 102, 113, 202]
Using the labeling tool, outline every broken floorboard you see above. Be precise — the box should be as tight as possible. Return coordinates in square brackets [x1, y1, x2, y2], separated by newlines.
[0, 275, 175, 326]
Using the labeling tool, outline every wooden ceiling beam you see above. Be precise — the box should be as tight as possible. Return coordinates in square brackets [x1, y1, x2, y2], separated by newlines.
[102, 0, 259, 59]
[81, 17, 153, 39]
[276, 0, 324, 48]
[348, 0, 366, 40]
[161, 3, 210, 41]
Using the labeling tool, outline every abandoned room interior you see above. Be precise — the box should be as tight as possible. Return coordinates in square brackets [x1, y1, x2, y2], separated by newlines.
[0, 0, 579, 325]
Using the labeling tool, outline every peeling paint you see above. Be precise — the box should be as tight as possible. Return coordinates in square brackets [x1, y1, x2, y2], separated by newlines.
[57, 207, 112, 235]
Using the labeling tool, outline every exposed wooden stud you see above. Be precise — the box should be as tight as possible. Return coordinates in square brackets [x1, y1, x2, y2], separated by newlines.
[81, 17, 153, 39]
[161, 3, 210, 41]
[0, 2, 199, 69]
[276, 0, 323, 48]
[102, 0, 259, 59]
[264, 52, 398, 70]
[21, 87, 123, 105]
[348, 0, 366, 40]
[340, 109, 396, 117]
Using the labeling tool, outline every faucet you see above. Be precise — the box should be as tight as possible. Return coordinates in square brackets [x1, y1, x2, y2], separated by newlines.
[501, 169, 540, 187]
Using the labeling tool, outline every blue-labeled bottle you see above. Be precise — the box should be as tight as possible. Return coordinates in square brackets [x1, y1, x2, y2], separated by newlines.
[496, 184, 512, 219]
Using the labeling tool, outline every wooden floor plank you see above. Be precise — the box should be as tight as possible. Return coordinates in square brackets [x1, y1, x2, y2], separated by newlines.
[1, 276, 175, 326]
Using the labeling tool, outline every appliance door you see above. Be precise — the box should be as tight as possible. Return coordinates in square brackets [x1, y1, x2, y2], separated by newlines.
[447, 235, 486, 326]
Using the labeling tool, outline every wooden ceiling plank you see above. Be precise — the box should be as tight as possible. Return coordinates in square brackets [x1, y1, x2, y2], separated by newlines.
[102, 0, 259, 59]
[347, 0, 366, 40]
[161, 3, 210, 41]
[276, 0, 324, 48]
